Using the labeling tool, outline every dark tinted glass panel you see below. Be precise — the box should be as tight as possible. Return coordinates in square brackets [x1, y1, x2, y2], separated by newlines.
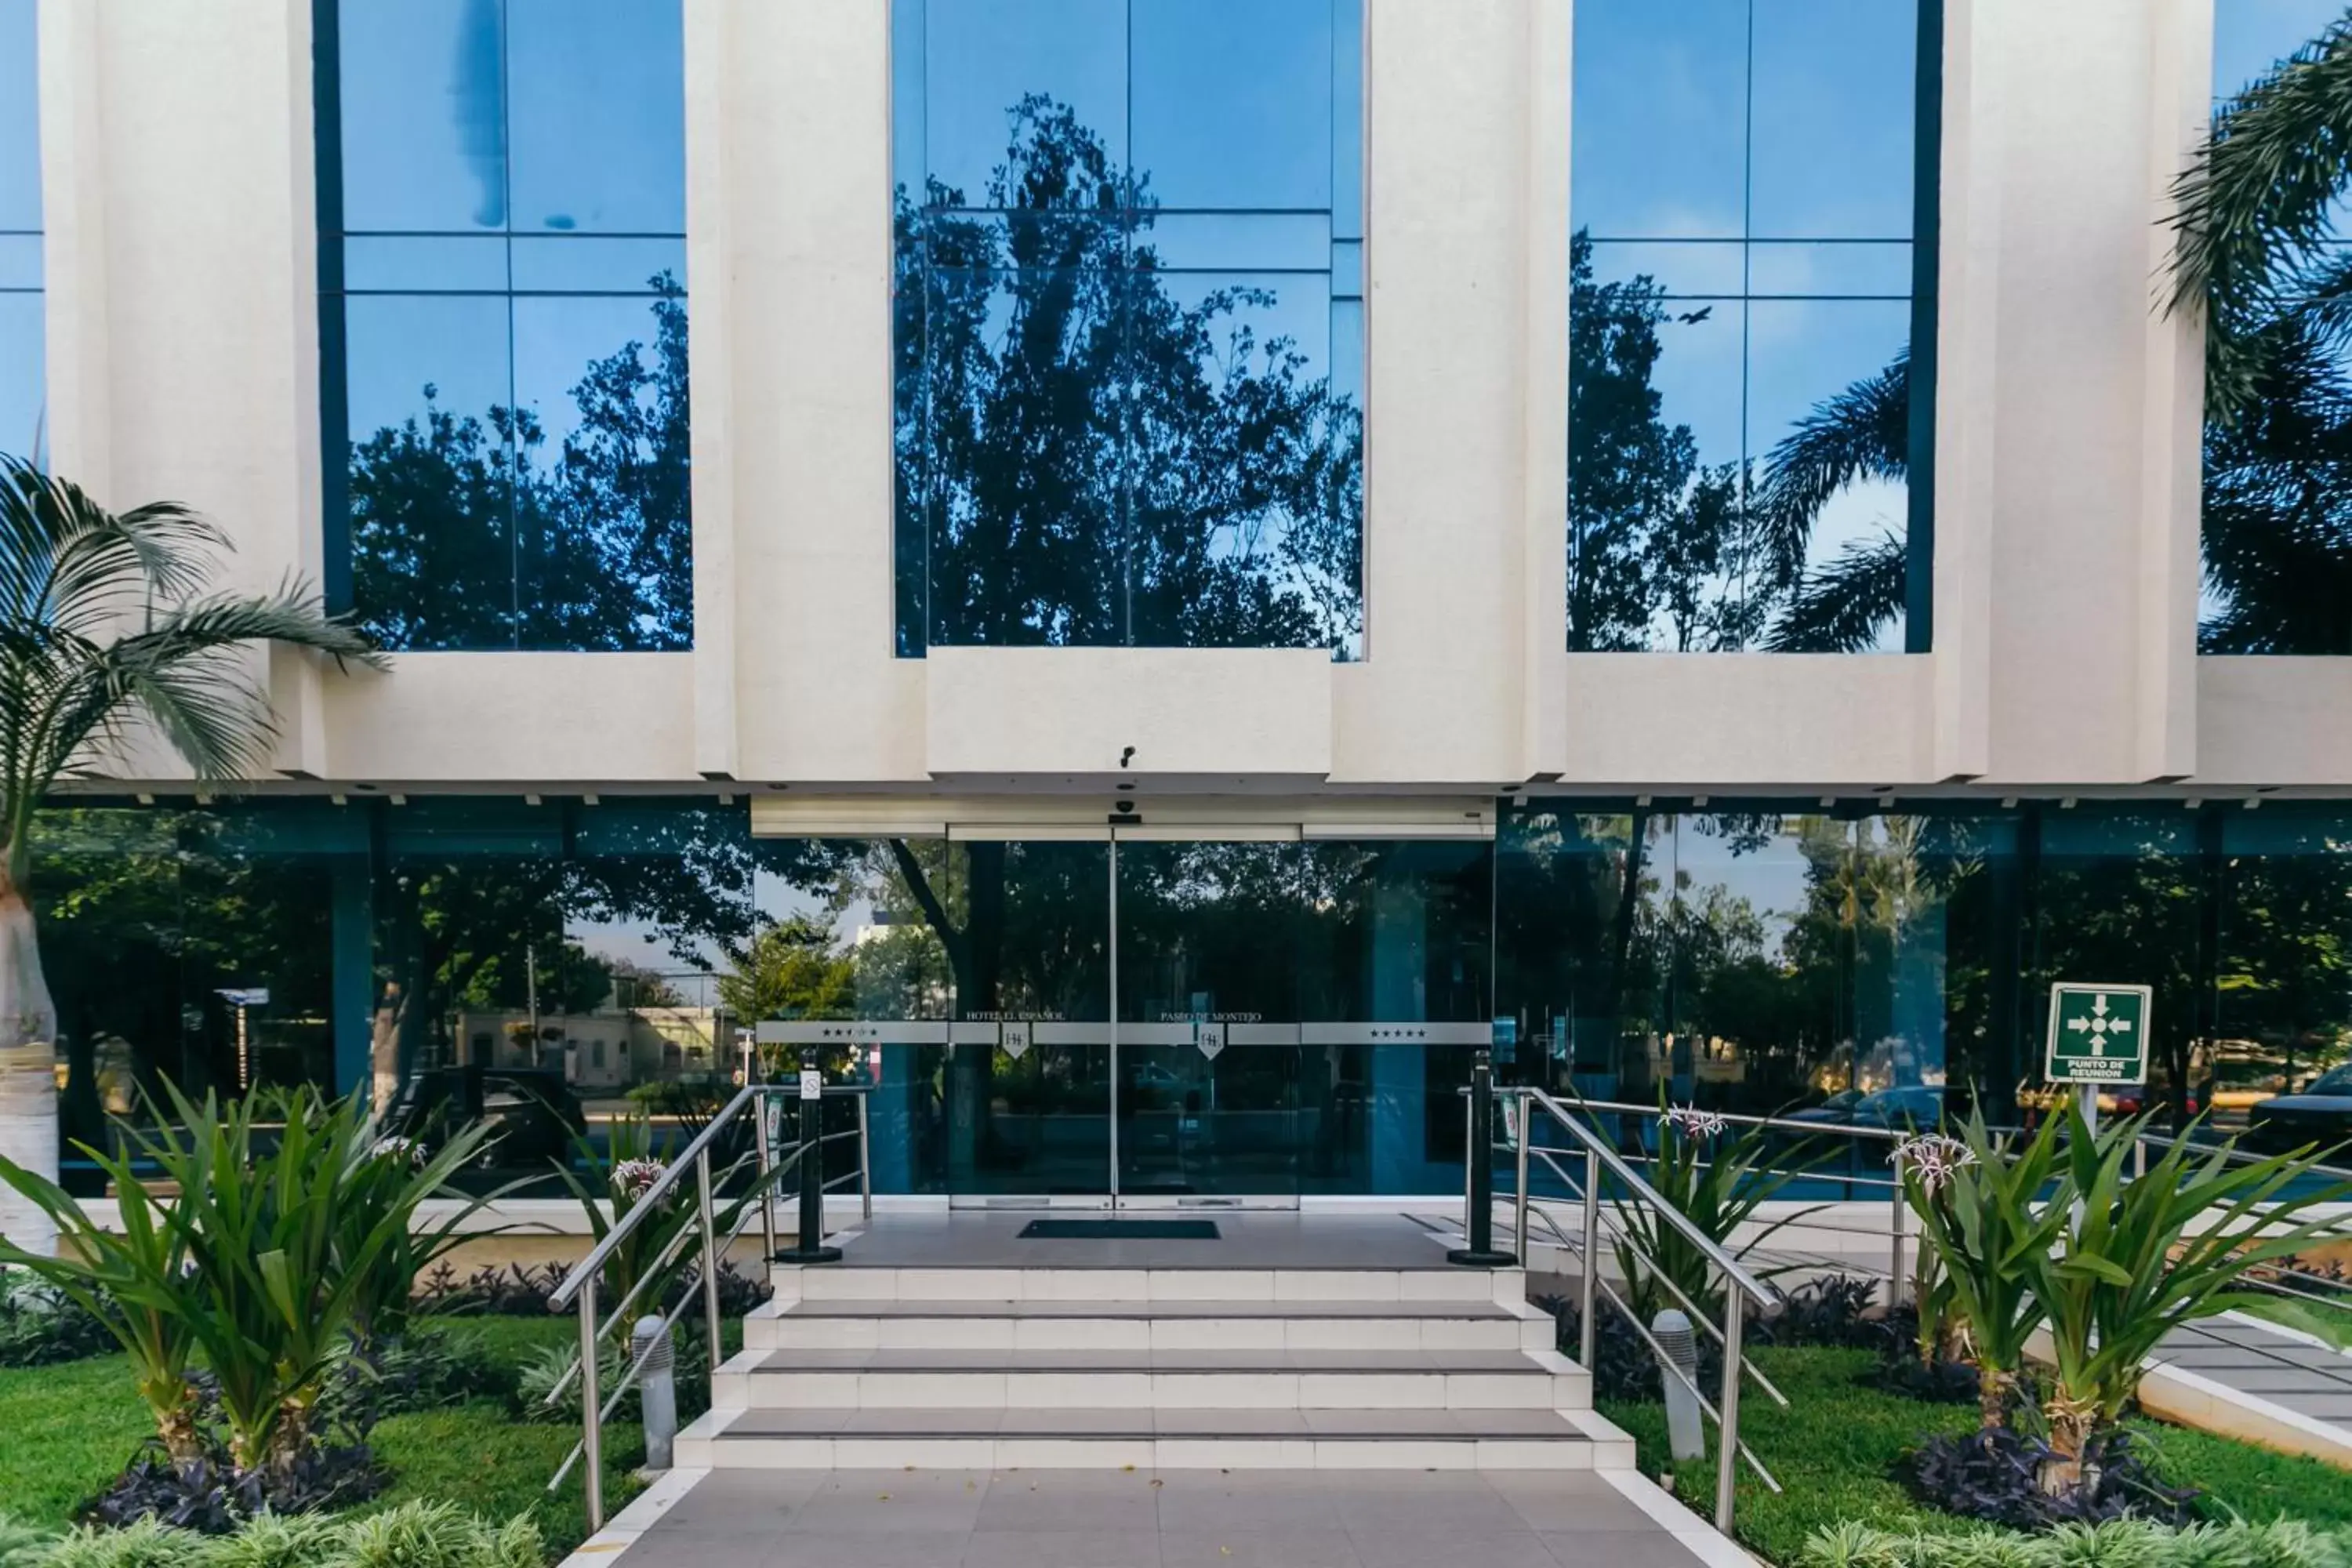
[894, 0, 1365, 658]
[2, 0, 37, 462]
[1569, 0, 1932, 654]
[2216, 808, 2352, 1109]
[2201, 2, 2352, 653]
[325, 0, 689, 652]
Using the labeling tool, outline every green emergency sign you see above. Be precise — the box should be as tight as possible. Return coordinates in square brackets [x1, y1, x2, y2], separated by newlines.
[2044, 982, 2151, 1086]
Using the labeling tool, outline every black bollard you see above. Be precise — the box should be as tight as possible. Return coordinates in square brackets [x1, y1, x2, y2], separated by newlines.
[1449, 1048, 1517, 1267]
[774, 1044, 843, 1264]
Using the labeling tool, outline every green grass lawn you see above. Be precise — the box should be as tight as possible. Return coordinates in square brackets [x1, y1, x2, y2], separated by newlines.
[1597, 1345, 2352, 1567]
[0, 1316, 659, 1562]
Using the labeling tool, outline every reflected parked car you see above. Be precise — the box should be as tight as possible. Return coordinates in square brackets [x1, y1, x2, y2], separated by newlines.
[2247, 1064, 2352, 1156]
[1786, 1085, 1945, 1133]
[383, 1065, 586, 1169]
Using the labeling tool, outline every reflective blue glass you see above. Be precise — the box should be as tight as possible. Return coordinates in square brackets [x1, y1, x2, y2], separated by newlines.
[895, 0, 1366, 657]
[323, 0, 689, 652]
[2, 0, 38, 464]
[2202, 2, 2352, 652]
[1568, 0, 1933, 655]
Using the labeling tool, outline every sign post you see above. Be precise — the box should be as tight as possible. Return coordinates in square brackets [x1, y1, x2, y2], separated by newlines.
[2045, 982, 2152, 1223]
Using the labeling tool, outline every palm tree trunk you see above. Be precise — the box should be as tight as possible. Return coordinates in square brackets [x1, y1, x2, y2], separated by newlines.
[0, 856, 60, 1255]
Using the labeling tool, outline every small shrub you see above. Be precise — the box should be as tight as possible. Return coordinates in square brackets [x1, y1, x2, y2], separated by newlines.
[0, 1516, 59, 1568]
[1903, 1425, 2201, 1533]
[314, 1330, 517, 1434]
[1762, 1276, 1884, 1351]
[1797, 1517, 2352, 1568]
[1870, 1352, 1983, 1406]
[194, 1514, 344, 1568]
[42, 1517, 199, 1568]
[0, 1270, 114, 1370]
[78, 1440, 387, 1535]
[411, 1260, 765, 1322]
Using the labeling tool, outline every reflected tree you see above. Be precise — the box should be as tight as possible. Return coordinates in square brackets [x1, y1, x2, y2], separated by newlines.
[347, 280, 691, 652]
[897, 97, 1362, 655]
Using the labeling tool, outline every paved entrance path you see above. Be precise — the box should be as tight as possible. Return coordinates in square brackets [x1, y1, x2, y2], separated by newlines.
[2155, 1312, 2352, 1428]
[590, 1467, 1749, 1568]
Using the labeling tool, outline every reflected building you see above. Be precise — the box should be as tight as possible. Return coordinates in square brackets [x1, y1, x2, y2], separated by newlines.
[13, 2, 2352, 1202]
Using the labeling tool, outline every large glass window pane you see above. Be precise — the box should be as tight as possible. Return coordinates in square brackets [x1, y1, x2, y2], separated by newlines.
[0, 292, 39, 462]
[2, 0, 38, 461]
[336, 0, 508, 233]
[1568, 0, 1747, 241]
[324, 0, 689, 652]
[2216, 808, 2352, 1124]
[1569, 0, 1930, 654]
[506, 0, 685, 234]
[1129, 0, 1332, 212]
[343, 293, 522, 651]
[1748, 0, 1916, 239]
[894, 0, 1363, 657]
[2201, 3, 2352, 653]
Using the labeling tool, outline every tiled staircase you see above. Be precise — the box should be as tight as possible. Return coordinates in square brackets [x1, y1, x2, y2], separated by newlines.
[678, 1261, 1636, 1471]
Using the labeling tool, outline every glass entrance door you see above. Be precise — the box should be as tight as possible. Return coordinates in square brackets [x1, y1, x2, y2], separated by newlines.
[748, 826, 1494, 1206]
[1113, 836, 1305, 1204]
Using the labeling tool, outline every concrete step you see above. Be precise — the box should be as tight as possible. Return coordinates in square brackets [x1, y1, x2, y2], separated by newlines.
[712, 1348, 1591, 1410]
[675, 1404, 1639, 1471]
[772, 1264, 1523, 1305]
[744, 1297, 1557, 1353]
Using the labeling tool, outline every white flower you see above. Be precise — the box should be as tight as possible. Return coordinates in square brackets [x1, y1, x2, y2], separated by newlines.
[1890, 1133, 1976, 1195]
[1664, 1105, 1728, 1142]
[372, 1134, 428, 1169]
[612, 1158, 670, 1202]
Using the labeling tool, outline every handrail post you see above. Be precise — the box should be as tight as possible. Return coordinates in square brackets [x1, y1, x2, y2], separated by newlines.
[695, 1146, 724, 1376]
[1717, 1284, 1745, 1535]
[1889, 1179, 1908, 1307]
[577, 1287, 603, 1532]
[754, 1089, 779, 1262]
[1449, 1049, 1515, 1267]
[1512, 1092, 1530, 1266]
[776, 1045, 843, 1263]
[1578, 1147, 1600, 1370]
[857, 1090, 873, 1222]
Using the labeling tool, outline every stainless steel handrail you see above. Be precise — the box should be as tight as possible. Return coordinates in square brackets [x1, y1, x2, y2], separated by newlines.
[1506, 1088, 1778, 1534]
[549, 1080, 871, 1530]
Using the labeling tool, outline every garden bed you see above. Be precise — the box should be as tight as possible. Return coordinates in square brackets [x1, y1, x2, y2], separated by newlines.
[0, 1319, 652, 1563]
[1596, 1345, 2352, 1566]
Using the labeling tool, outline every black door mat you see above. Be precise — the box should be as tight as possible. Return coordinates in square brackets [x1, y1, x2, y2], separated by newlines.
[1017, 1218, 1221, 1240]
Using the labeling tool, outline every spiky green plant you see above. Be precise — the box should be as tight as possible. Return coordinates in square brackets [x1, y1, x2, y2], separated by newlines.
[1607, 1098, 1820, 1326]
[2027, 1102, 2352, 1480]
[1896, 1110, 2074, 1429]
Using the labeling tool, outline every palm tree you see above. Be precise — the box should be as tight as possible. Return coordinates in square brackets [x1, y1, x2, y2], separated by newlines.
[1751, 348, 1914, 652]
[2169, 12, 2352, 654]
[0, 456, 385, 1252]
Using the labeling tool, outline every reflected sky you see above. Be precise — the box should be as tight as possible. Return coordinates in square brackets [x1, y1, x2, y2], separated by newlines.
[1, 0, 39, 462]
[330, 0, 688, 651]
[1570, 0, 1923, 653]
[895, 0, 1363, 655]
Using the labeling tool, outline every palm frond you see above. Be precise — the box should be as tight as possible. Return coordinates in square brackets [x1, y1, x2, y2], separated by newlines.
[1748, 349, 1910, 592]
[2170, 17, 2352, 421]
[0, 462, 390, 833]
[1765, 530, 1909, 653]
[0, 456, 222, 634]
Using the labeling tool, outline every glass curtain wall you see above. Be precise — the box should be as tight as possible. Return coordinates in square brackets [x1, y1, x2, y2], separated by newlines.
[1, 0, 39, 462]
[891, 0, 1365, 658]
[317, 0, 691, 652]
[1567, 0, 1939, 655]
[33, 795, 2352, 1194]
[2201, 2, 2352, 652]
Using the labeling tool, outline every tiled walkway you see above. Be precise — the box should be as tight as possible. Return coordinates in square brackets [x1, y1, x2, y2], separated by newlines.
[593, 1468, 1744, 1568]
[2156, 1312, 2352, 1427]
[816, 1211, 1458, 1271]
